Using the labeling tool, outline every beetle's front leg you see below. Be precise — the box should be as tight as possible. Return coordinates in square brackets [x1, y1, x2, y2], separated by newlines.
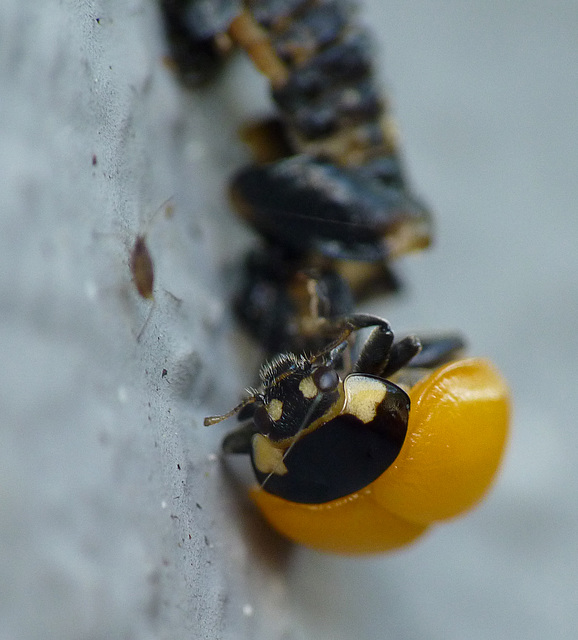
[315, 313, 403, 376]
[353, 329, 422, 379]
[320, 311, 422, 379]
[351, 321, 394, 376]
[221, 421, 259, 455]
[406, 335, 466, 369]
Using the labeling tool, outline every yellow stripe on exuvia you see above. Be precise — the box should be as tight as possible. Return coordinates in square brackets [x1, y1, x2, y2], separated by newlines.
[344, 375, 387, 424]
[298, 376, 318, 398]
[252, 433, 288, 475]
[266, 398, 284, 421]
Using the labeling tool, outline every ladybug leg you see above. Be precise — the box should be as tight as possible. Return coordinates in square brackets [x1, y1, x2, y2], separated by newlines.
[319, 313, 404, 377]
[352, 321, 394, 376]
[335, 313, 393, 334]
[353, 330, 422, 379]
[221, 421, 258, 455]
[333, 311, 426, 378]
[380, 336, 422, 378]
[350, 322, 465, 379]
[383, 334, 466, 388]
[406, 334, 466, 369]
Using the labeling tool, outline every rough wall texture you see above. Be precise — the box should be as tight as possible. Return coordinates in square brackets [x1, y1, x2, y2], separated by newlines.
[2, 2, 578, 640]
[1, 2, 283, 638]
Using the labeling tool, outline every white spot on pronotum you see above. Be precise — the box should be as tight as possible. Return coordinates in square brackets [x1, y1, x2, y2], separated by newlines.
[252, 434, 288, 475]
[299, 376, 317, 399]
[242, 604, 254, 617]
[266, 398, 283, 421]
[344, 376, 387, 424]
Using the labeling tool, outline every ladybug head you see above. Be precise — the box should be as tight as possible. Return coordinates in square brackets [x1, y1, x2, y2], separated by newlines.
[252, 348, 344, 442]
[204, 340, 347, 441]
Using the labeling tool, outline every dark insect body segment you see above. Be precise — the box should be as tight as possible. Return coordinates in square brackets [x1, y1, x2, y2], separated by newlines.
[252, 0, 392, 157]
[159, 0, 241, 85]
[226, 0, 432, 279]
[234, 245, 355, 355]
[160, 0, 431, 272]
[231, 155, 430, 262]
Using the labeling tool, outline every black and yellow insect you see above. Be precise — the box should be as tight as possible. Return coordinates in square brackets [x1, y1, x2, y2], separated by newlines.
[205, 313, 509, 554]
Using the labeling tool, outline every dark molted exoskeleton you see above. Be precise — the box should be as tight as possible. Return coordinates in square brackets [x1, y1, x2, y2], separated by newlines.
[234, 245, 355, 355]
[161, 0, 434, 351]
[231, 154, 431, 262]
[159, 0, 242, 85]
[226, 0, 433, 268]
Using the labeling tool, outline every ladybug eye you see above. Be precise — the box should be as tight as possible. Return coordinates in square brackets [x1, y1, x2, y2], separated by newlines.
[253, 405, 273, 433]
[312, 366, 339, 392]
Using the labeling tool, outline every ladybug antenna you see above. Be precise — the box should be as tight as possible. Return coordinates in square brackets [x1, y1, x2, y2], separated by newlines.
[311, 337, 348, 367]
[309, 320, 360, 366]
[204, 395, 258, 426]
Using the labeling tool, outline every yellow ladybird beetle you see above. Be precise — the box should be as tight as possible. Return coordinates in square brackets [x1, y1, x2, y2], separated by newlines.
[205, 314, 510, 554]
